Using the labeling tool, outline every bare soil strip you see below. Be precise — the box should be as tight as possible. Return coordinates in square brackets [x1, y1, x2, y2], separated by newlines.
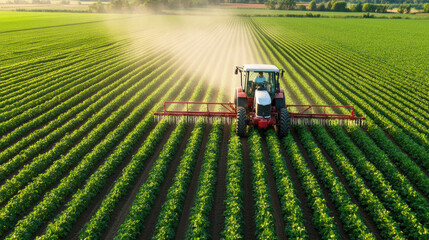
[240, 137, 257, 240]
[208, 124, 230, 240]
[312, 126, 383, 240]
[290, 128, 350, 240]
[174, 124, 212, 240]
[137, 124, 195, 240]
[260, 132, 287, 240]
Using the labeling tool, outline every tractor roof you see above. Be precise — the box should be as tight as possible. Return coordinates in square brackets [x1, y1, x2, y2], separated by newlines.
[242, 64, 279, 72]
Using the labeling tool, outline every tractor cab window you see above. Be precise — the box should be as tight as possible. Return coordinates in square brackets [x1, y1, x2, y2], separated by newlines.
[246, 71, 276, 97]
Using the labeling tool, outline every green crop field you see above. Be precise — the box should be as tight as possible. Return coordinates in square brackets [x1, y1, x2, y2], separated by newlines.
[0, 11, 428, 240]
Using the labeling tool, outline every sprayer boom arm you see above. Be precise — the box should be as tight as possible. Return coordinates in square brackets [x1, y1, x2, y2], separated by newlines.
[154, 101, 236, 118]
[153, 102, 365, 125]
[286, 104, 365, 125]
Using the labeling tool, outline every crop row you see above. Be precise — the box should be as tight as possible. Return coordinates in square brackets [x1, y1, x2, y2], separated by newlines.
[309, 125, 405, 239]
[248, 129, 277, 239]
[0, 55, 186, 237]
[264, 23, 429, 173]
[265, 129, 307, 239]
[282, 134, 340, 240]
[365, 125, 429, 195]
[77, 34, 220, 238]
[345, 125, 429, 225]
[0, 42, 130, 113]
[152, 121, 206, 239]
[3, 58, 192, 239]
[246, 21, 426, 239]
[113, 121, 187, 240]
[38, 119, 171, 240]
[78, 20, 235, 239]
[0, 46, 164, 171]
[251, 19, 429, 157]
[326, 125, 428, 239]
[222, 123, 244, 239]
[295, 126, 375, 239]
[185, 121, 223, 239]
[0, 51, 176, 204]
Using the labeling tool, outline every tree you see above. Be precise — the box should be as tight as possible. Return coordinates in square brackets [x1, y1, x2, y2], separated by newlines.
[298, 4, 306, 10]
[309, 0, 317, 10]
[317, 2, 326, 10]
[278, 0, 296, 10]
[398, 3, 411, 13]
[88, 0, 104, 12]
[326, 0, 332, 10]
[362, 2, 371, 11]
[332, 1, 347, 11]
[351, 2, 362, 11]
[424, 3, 429, 13]
[265, 0, 276, 10]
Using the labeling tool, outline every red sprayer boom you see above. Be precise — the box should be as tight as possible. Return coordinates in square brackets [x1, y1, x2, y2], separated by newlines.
[154, 102, 236, 124]
[154, 102, 365, 126]
[287, 104, 365, 126]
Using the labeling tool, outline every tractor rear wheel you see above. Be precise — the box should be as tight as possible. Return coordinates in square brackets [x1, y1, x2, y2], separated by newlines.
[236, 106, 246, 137]
[278, 108, 290, 138]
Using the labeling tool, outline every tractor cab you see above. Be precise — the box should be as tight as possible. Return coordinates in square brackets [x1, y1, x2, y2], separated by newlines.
[235, 64, 284, 98]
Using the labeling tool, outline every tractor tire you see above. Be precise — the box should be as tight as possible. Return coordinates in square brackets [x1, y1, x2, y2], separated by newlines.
[236, 107, 246, 137]
[278, 108, 290, 138]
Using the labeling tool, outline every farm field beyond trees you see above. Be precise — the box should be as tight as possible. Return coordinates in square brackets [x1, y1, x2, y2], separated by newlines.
[0, 11, 428, 239]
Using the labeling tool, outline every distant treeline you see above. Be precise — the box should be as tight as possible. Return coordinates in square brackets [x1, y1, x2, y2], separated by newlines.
[86, 0, 428, 12]
[264, 0, 429, 12]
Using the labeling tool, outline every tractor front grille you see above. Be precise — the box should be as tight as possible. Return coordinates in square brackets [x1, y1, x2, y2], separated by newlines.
[256, 104, 271, 118]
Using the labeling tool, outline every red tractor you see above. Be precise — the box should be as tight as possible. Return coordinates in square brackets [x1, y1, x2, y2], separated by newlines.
[154, 64, 365, 137]
[234, 64, 289, 137]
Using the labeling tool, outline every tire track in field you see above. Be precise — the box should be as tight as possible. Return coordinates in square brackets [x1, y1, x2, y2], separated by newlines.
[260, 133, 286, 240]
[240, 138, 257, 240]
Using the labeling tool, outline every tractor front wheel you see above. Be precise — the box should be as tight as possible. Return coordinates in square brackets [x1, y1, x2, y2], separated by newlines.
[236, 106, 246, 137]
[278, 108, 290, 138]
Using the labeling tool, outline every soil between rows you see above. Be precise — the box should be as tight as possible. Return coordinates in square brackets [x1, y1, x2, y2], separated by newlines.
[259, 132, 286, 240]
[240, 137, 257, 240]
[208, 124, 230, 239]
